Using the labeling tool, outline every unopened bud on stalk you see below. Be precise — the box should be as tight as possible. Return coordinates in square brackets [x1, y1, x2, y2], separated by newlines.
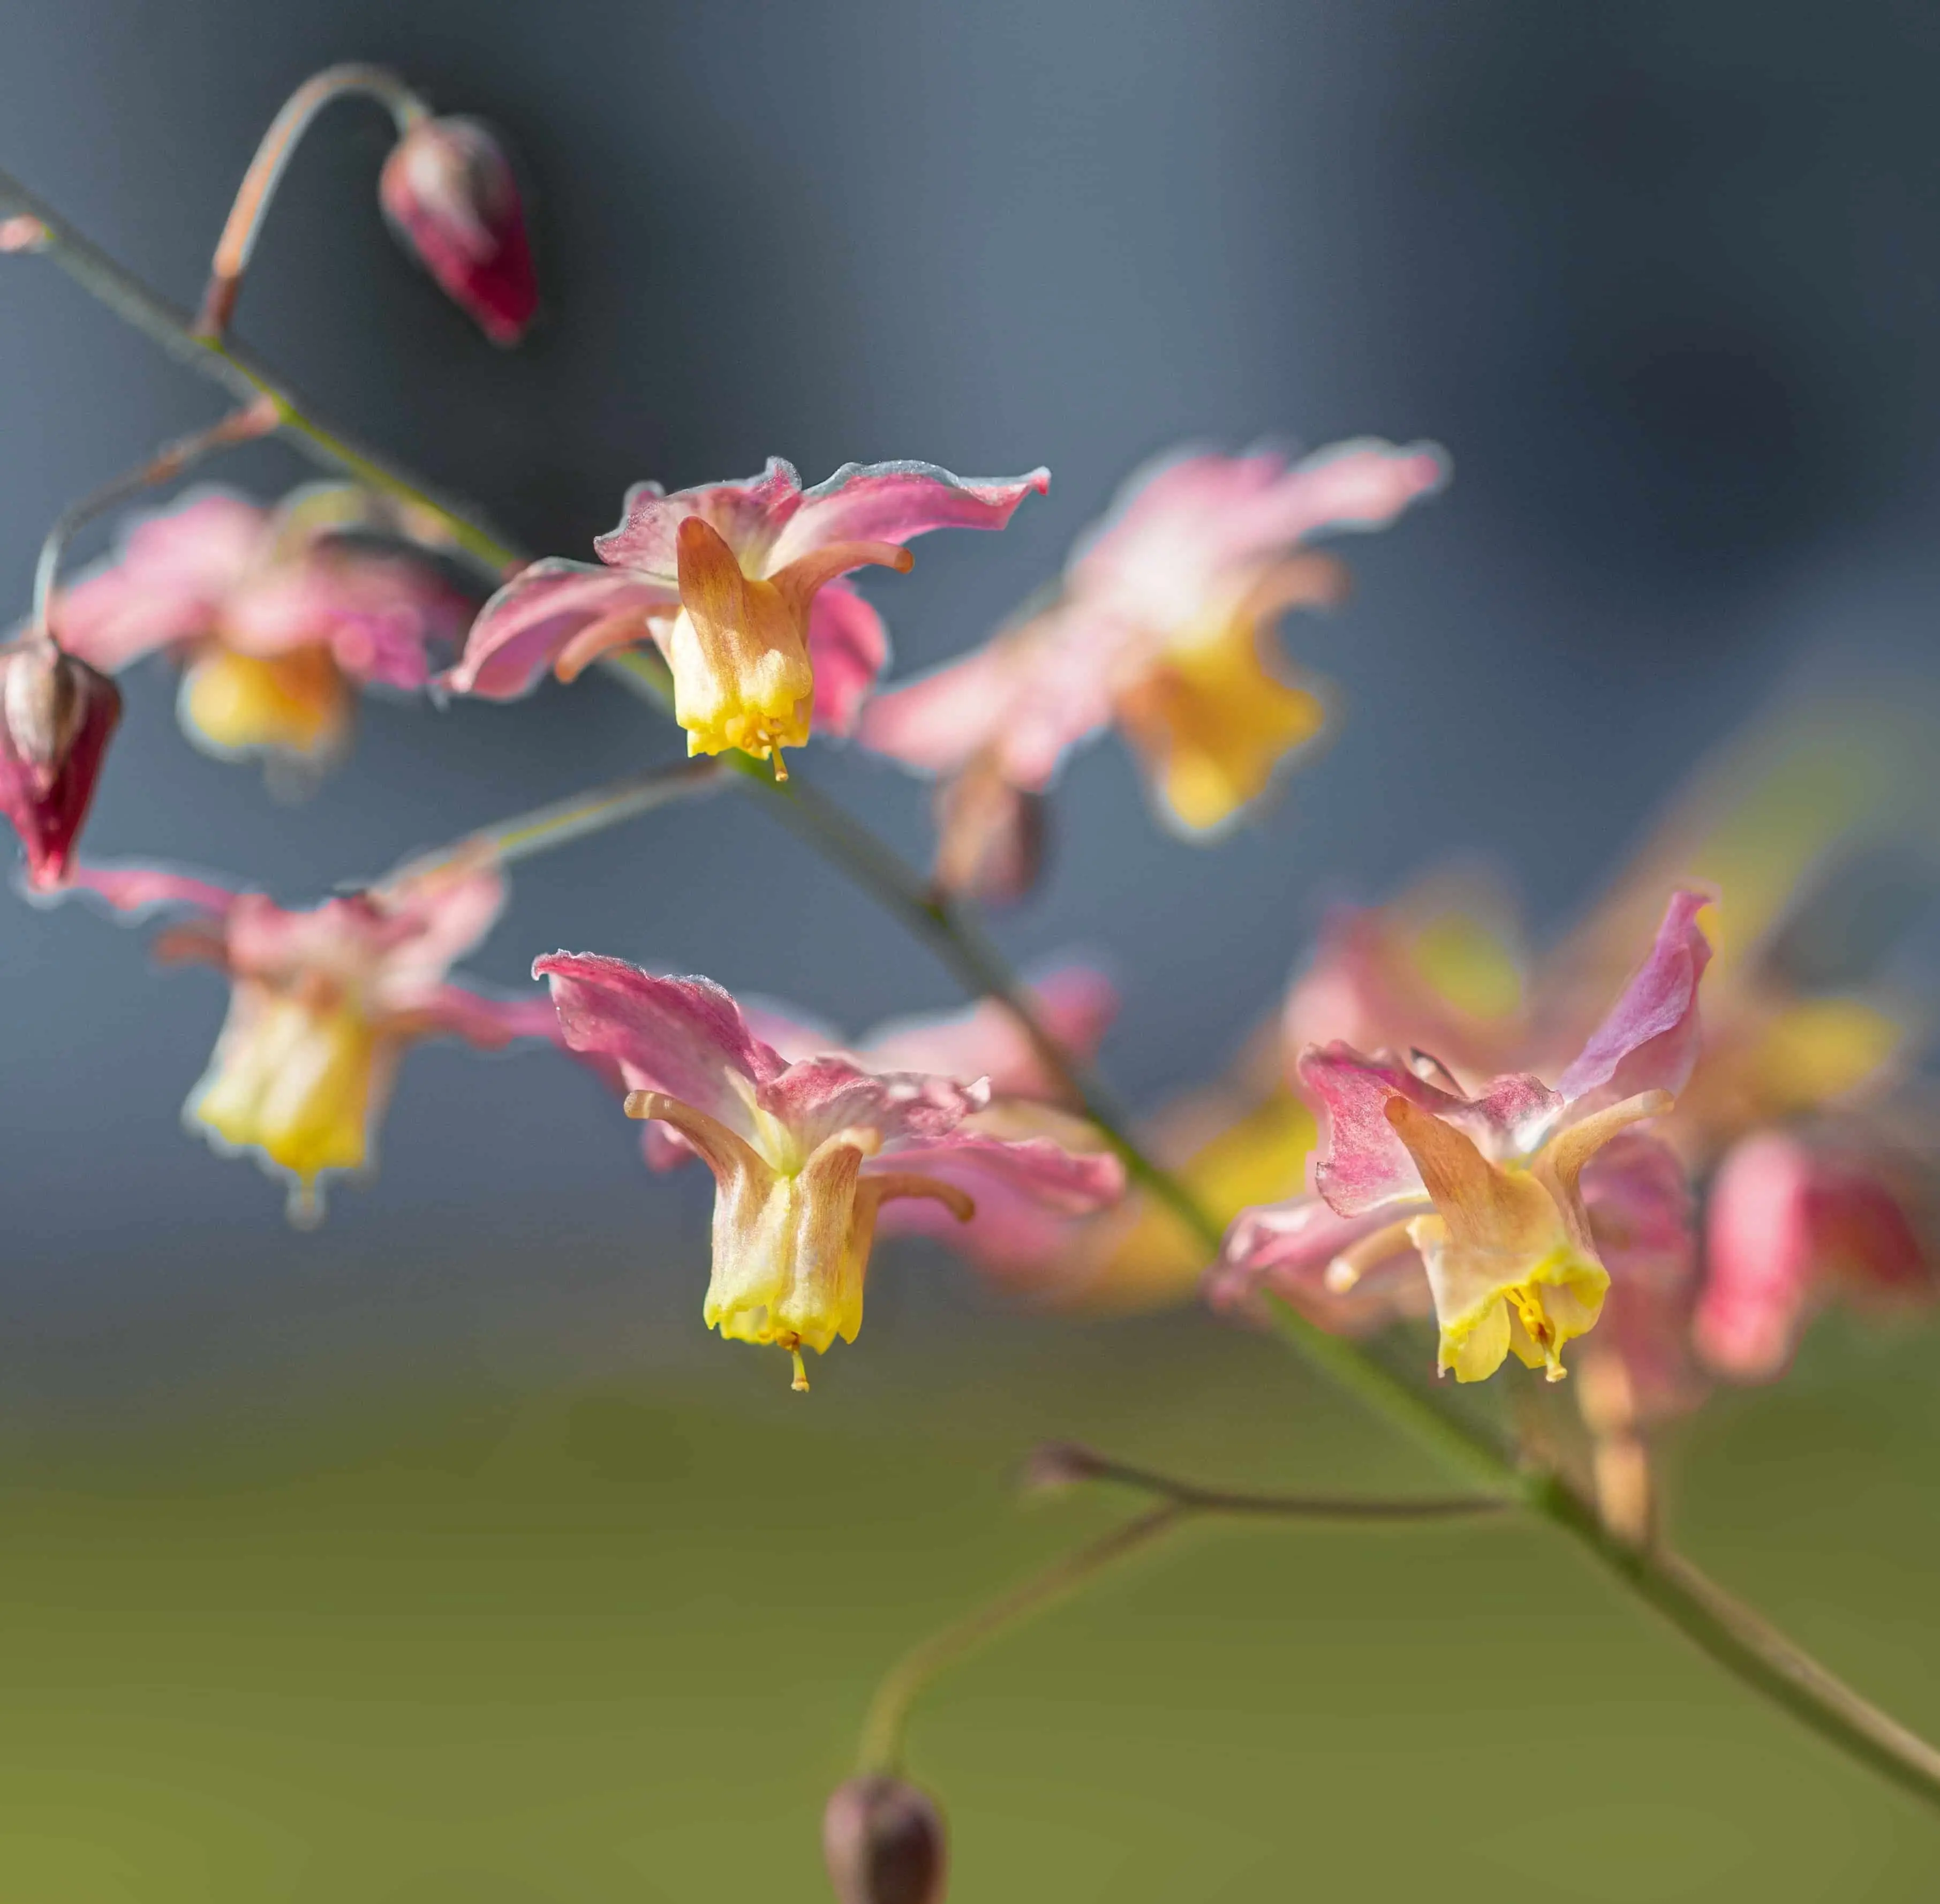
[0, 642, 121, 888]
[932, 755, 1046, 907]
[1018, 1439, 1109, 1496]
[379, 116, 538, 345]
[823, 1776, 947, 1904]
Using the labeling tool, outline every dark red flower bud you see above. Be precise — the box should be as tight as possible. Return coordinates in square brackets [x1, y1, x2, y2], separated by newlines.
[822, 1775, 947, 1904]
[932, 754, 1046, 907]
[379, 116, 538, 346]
[0, 643, 121, 889]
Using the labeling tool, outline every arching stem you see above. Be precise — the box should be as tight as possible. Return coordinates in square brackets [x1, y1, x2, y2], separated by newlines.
[195, 63, 429, 340]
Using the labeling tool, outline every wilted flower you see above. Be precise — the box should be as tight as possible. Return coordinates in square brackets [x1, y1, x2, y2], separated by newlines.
[0, 639, 122, 888]
[823, 1776, 948, 1904]
[54, 487, 470, 773]
[535, 955, 1124, 1387]
[860, 440, 1444, 858]
[74, 856, 554, 1222]
[379, 115, 539, 345]
[1220, 893, 1711, 1383]
[446, 459, 1050, 776]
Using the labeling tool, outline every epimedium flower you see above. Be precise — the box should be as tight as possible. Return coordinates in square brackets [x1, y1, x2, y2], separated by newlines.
[379, 115, 539, 346]
[71, 855, 554, 1223]
[535, 954, 1124, 1389]
[1219, 892, 1712, 1384]
[0, 637, 122, 889]
[444, 458, 1051, 777]
[858, 439, 1445, 872]
[53, 486, 471, 776]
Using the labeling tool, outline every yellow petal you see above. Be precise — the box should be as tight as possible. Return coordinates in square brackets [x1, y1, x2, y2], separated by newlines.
[1115, 617, 1327, 834]
[179, 644, 351, 761]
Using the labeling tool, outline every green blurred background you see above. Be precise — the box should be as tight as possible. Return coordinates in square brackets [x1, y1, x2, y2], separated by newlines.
[1, 1283, 1934, 1900]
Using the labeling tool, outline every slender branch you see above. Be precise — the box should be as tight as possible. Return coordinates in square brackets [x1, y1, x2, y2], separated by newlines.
[858, 1503, 1183, 1775]
[195, 63, 428, 340]
[32, 398, 280, 636]
[381, 755, 724, 889]
[14, 152, 1940, 1822]
[1022, 1440, 1508, 1523]
[0, 166, 523, 577]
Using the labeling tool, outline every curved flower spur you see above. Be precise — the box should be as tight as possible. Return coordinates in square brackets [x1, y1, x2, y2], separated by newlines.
[537, 955, 1125, 1390]
[1219, 891, 1713, 1384]
[446, 458, 1050, 777]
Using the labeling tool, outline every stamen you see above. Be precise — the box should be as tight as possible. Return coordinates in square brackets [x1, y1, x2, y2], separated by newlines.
[769, 743, 789, 784]
[790, 1344, 810, 1393]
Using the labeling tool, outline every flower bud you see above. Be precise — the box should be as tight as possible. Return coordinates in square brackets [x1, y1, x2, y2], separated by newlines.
[822, 1775, 947, 1904]
[0, 643, 121, 888]
[1017, 1439, 1109, 1497]
[932, 755, 1046, 907]
[379, 116, 538, 345]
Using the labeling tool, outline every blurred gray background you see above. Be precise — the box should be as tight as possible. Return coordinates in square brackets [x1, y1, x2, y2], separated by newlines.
[2, 0, 1938, 1409]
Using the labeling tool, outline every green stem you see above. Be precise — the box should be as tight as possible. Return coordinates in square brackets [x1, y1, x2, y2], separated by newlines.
[0, 166, 524, 577]
[13, 152, 1940, 1820]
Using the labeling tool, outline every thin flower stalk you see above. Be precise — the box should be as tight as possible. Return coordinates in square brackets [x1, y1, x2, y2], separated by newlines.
[858, 1463, 1504, 1776]
[30, 400, 281, 636]
[16, 153, 1940, 1818]
[194, 63, 429, 339]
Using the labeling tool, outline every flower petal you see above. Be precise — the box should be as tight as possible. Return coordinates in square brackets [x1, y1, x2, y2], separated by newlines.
[757, 1057, 988, 1155]
[592, 461, 807, 578]
[805, 583, 890, 736]
[767, 462, 1050, 570]
[442, 561, 672, 699]
[1556, 889, 1714, 1111]
[535, 954, 784, 1138]
[1298, 1042, 1459, 1215]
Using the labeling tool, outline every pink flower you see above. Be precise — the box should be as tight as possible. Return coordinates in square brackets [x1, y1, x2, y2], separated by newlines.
[73, 855, 553, 1221]
[1694, 1131, 1933, 1381]
[446, 460, 1050, 776]
[379, 116, 539, 346]
[54, 487, 471, 771]
[535, 954, 1123, 1387]
[1219, 892, 1711, 1383]
[859, 440, 1445, 853]
[0, 641, 122, 889]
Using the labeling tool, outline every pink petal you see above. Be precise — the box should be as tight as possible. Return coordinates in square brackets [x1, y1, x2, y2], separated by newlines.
[54, 491, 267, 672]
[225, 549, 471, 688]
[873, 1162, 1092, 1286]
[767, 462, 1050, 570]
[857, 599, 1125, 787]
[756, 1057, 988, 1153]
[417, 983, 562, 1050]
[858, 966, 1117, 1100]
[369, 863, 509, 1004]
[1556, 889, 1713, 1111]
[806, 583, 889, 736]
[1692, 1132, 1821, 1381]
[1207, 1192, 1424, 1333]
[874, 1131, 1124, 1213]
[441, 561, 672, 699]
[1297, 1043, 1459, 1216]
[64, 860, 240, 919]
[592, 461, 807, 577]
[535, 954, 784, 1137]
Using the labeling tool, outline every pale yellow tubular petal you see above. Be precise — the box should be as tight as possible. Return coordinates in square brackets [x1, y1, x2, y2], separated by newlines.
[180, 644, 352, 760]
[624, 1089, 768, 1184]
[1385, 1096, 1551, 1254]
[761, 1137, 869, 1355]
[1532, 1089, 1673, 1251]
[766, 540, 913, 623]
[670, 517, 814, 763]
[1324, 1216, 1418, 1293]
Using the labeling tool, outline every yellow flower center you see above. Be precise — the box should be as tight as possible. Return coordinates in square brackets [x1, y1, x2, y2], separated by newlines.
[179, 644, 352, 761]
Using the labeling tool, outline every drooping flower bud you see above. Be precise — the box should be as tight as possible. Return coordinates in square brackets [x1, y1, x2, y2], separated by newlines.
[932, 754, 1046, 906]
[822, 1776, 947, 1904]
[379, 116, 538, 345]
[0, 642, 122, 888]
